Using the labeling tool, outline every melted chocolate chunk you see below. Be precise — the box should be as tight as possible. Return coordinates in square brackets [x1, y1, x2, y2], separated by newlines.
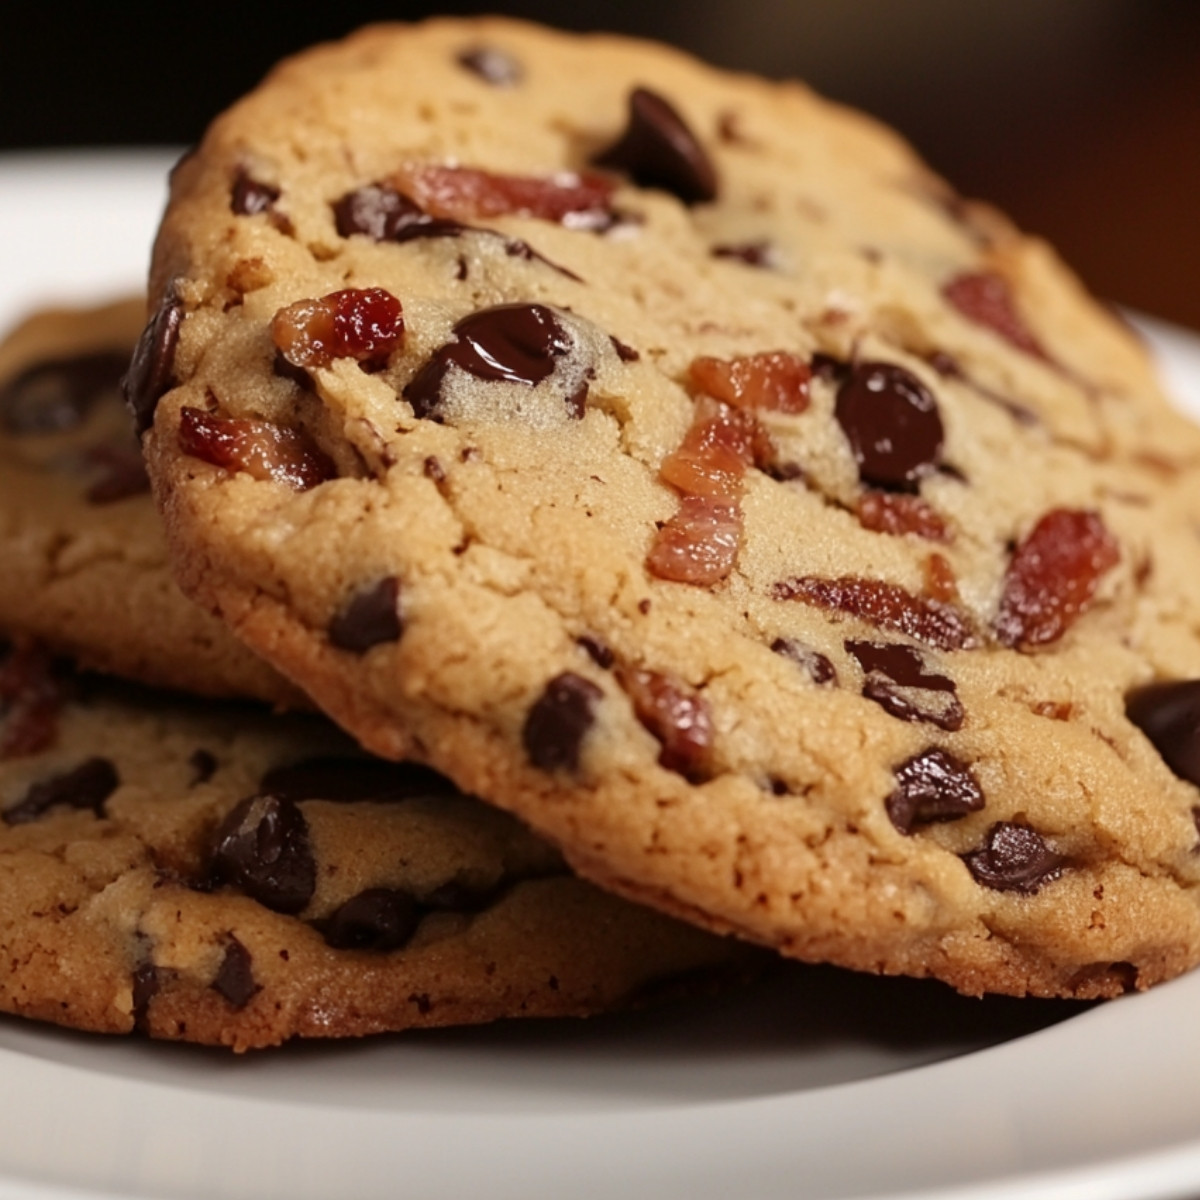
[592, 86, 718, 205]
[834, 361, 944, 489]
[131, 962, 159, 1032]
[317, 888, 422, 951]
[231, 169, 280, 216]
[456, 44, 523, 86]
[522, 672, 603, 772]
[770, 638, 836, 685]
[886, 747, 984, 835]
[209, 794, 315, 914]
[212, 937, 258, 1008]
[846, 640, 964, 731]
[962, 822, 1063, 893]
[328, 577, 403, 653]
[123, 291, 183, 435]
[1126, 681, 1200, 786]
[334, 184, 467, 242]
[260, 756, 454, 803]
[0, 350, 128, 435]
[3, 757, 119, 825]
[403, 303, 574, 420]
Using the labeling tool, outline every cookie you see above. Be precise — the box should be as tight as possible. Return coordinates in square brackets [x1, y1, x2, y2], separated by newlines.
[141, 18, 1200, 998]
[0, 298, 298, 704]
[0, 639, 746, 1050]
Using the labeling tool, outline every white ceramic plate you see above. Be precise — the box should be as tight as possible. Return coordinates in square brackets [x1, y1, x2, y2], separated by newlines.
[2, 151, 1200, 1200]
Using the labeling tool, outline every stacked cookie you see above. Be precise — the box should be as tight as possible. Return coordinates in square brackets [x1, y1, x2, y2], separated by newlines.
[8, 16, 1200, 1049]
[0, 301, 753, 1050]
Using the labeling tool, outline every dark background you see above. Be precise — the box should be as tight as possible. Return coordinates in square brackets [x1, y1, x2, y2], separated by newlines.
[3, 0, 1198, 328]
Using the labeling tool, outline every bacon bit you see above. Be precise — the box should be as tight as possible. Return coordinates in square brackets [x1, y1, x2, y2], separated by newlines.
[619, 667, 714, 781]
[689, 352, 811, 414]
[995, 508, 1119, 649]
[0, 640, 67, 759]
[391, 164, 616, 228]
[942, 271, 1048, 362]
[858, 491, 951, 543]
[648, 398, 757, 586]
[178, 407, 335, 491]
[923, 553, 961, 604]
[271, 287, 404, 371]
[773, 575, 977, 651]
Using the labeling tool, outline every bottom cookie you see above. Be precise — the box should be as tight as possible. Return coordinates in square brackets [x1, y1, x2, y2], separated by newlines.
[0, 641, 753, 1050]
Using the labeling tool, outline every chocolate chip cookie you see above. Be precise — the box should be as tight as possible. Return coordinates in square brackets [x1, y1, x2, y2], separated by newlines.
[141, 18, 1200, 998]
[0, 640, 745, 1050]
[0, 298, 297, 703]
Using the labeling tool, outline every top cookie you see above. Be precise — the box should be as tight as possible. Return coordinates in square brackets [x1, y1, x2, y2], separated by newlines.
[0, 299, 297, 704]
[142, 17, 1200, 998]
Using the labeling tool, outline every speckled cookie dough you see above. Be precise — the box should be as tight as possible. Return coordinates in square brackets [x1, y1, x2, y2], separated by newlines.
[0, 642, 746, 1050]
[141, 18, 1200, 998]
[0, 299, 298, 703]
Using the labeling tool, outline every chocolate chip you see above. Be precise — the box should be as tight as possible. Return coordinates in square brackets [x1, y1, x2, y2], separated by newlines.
[962, 822, 1063, 893]
[846, 640, 964, 731]
[0, 640, 68, 760]
[189, 748, 218, 786]
[3, 757, 119, 825]
[230, 169, 280, 216]
[578, 635, 615, 670]
[333, 184, 467, 242]
[593, 87, 717, 205]
[328, 577, 403, 653]
[209, 795, 315, 914]
[886, 747, 984, 834]
[123, 291, 183, 435]
[456, 44, 523, 86]
[1126, 681, 1200, 786]
[834, 361, 944, 489]
[770, 638, 836, 685]
[317, 888, 421, 951]
[0, 350, 128, 435]
[404, 304, 574, 420]
[131, 962, 159, 1032]
[522, 672, 603, 772]
[211, 936, 258, 1008]
[711, 241, 774, 268]
[610, 336, 640, 363]
[260, 756, 454, 803]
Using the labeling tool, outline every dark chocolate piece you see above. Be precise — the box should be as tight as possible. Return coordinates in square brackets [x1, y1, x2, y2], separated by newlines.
[403, 303, 574, 420]
[886, 747, 984, 834]
[231, 169, 280, 216]
[770, 637, 836, 685]
[456, 45, 523, 86]
[846, 640, 964, 731]
[0, 350, 128, 435]
[3, 757, 119, 825]
[123, 290, 183, 435]
[211, 937, 258, 1008]
[522, 672, 604, 772]
[834, 361, 943, 489]
[328, 577, 403, 653]
[209, 794, 316, 914]
[1127, 680, 1200, 786]
[131, 962, 159, 1031]
[317, 888, 421, 951]
[593, 86, 718, 205]
[962, 822, 1063, 893]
